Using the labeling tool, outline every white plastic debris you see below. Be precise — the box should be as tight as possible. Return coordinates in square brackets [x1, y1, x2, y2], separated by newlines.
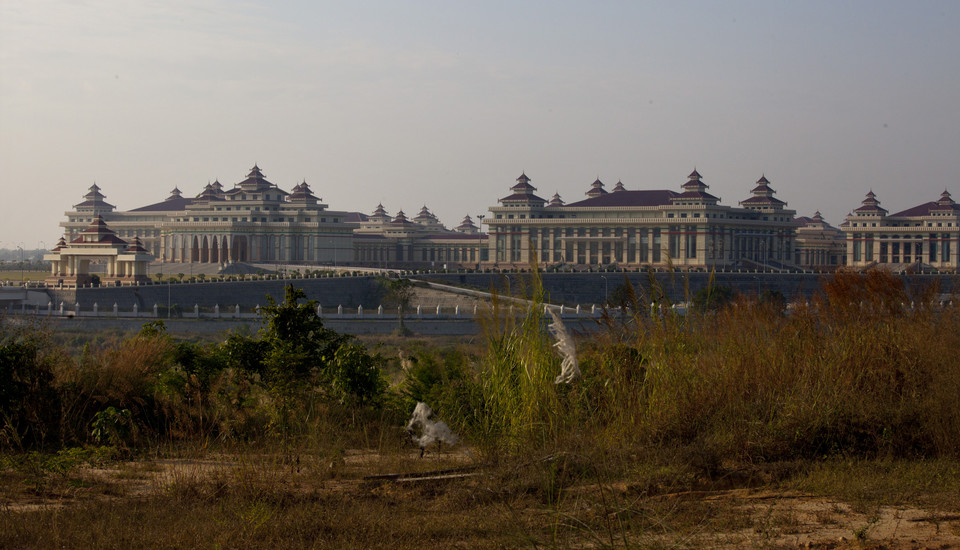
[548, 308, 580, 384]
[406, 402, 458, 449]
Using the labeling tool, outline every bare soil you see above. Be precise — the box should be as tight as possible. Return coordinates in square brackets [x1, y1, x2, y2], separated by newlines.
[3, 449, 959, 549]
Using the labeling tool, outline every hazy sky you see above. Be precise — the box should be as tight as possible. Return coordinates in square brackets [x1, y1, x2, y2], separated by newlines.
[2, 1, 958, 249]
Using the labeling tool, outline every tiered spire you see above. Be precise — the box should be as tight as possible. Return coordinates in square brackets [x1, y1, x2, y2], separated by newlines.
[368, 203, 390, 223]
[586, 178, 607, 198]
[548, 192, 564, 207]
[196, 182, 220, 200]
[740, 174, 785, 209]
[237, 164, 275, 191]
[672, 169, 720, 205]
[750, 175, 774, 197]
[455, 214, 479, 234]
[854, 189, 887, 215]
[84, 183, 106, 201]
[74, 183, 116, 211]
[288, 180, 318, 203]
[414, 205, 438, 223]
[393, 210, 410, 224]
[613, 180, 626, 192]
[937, 189, 955, 206]
[682, 169, 708, 193]
[499, 171, 546, 206]
[511, 172, 536, 192]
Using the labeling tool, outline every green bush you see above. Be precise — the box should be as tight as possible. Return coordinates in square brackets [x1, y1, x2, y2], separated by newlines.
[0, 325, 62, 450]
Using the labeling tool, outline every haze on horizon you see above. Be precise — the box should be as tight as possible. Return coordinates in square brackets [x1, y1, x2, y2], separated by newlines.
[1, 1, 958, 249]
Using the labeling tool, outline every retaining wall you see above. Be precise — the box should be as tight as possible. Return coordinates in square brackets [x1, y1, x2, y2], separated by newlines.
[35, 271, 959, 311]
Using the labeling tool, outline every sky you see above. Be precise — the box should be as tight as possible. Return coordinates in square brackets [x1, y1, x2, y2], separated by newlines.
[2, 1, 959, 250]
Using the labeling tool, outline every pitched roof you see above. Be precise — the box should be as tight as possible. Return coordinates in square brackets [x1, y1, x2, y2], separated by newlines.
[70, 216, 127, 245]
[499, 192, 547, 203]
[125, 237, 150, 253]
[566, 190, 677, 208]
[740, 195, 786, 206]
[344, 212, 369, 223]
[130, 196, 196, 212]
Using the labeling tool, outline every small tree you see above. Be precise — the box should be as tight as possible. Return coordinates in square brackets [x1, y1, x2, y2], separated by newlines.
[255, 285, 385, 404]
[379, 277, 416, 335]
[693, 284, 735, 312]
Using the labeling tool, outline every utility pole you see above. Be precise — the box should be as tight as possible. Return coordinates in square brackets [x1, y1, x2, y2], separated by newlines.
[476, 214, 485, 270]
[17, 243, 24, 283]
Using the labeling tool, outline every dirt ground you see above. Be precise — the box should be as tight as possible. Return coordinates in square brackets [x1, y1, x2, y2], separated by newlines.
[3, 449, 959, 549]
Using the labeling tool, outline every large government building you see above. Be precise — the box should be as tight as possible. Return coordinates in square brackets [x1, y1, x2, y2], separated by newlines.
[842, 190, 960, 270]
[52, 163, 958, 280]
[59, 165, 488, 273]
[484, 170, 798, 270]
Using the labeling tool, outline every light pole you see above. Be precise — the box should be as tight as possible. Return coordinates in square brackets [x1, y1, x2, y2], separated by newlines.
[17, 243, 24, 283]
[600, 274, 608, 305]
[476, 214, 485, 270]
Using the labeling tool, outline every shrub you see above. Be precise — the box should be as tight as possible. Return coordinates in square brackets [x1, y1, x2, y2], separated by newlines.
[0, 323, 63, 450]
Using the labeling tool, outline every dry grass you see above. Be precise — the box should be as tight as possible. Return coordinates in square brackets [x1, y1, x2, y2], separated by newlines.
[2, 445, 960, 548]
[3, 269, 960, 547]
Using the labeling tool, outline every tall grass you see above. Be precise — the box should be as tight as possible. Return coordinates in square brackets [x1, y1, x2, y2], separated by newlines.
[589, 269, 960, 462]
[475, 266, 565, 452]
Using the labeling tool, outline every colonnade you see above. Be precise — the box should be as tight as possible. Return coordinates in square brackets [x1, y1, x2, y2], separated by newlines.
[160, 232, 353, 264]
[848, 233, 959, 267]
[355, 243, 482, 266]
[493, 225, 793, 268]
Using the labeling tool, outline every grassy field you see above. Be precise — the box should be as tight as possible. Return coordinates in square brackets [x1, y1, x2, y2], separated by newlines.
[2, 269, 960, 548]
[0, 270, 48, 282]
